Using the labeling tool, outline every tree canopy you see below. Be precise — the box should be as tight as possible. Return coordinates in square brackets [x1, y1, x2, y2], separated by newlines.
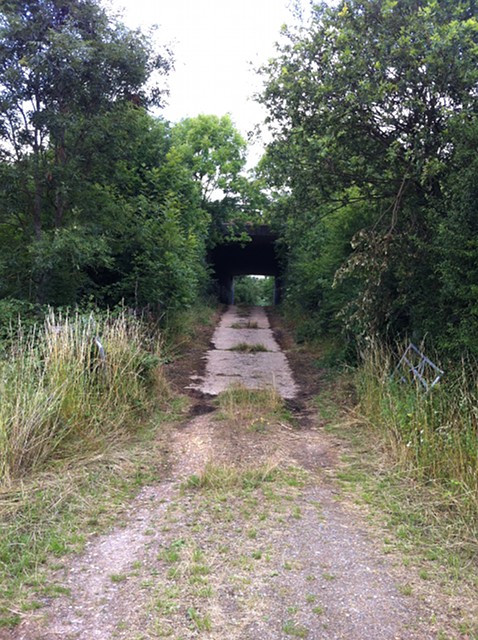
[258, 0, 478, 356]
[0, 0, 251, 313]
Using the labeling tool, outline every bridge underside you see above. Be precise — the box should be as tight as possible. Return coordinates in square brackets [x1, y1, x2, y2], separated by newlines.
[209, 227, 282, 304]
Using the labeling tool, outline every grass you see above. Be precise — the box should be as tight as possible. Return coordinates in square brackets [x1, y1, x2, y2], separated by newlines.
[277, 313, 478, 639]
[328, 410, 478, 584]
[183, 460, 280, 493]
[356, 343, 478, 525]
[229, 342, 268, 353]
[283, 619, 309, 637]
[148, 454, 314, 639]
[0, 309, 170, 484]
[215, 385, 291, 431]
[310, 340, 478, 583]
[0, 405, 183, 628]
[230, 320, 260, 329]
[187, 607, 212, 632]
[0, 303, 212, 629]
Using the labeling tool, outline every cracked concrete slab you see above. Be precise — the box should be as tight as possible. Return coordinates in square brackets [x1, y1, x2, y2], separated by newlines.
[189, 306, 298, 398]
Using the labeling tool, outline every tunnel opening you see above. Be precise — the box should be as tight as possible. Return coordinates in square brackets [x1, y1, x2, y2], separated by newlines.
[233, 275, 275, 306]
[209, 225, 282, 305]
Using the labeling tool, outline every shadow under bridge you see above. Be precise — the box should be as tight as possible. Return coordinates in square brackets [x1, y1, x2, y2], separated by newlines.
[209, 225, 282, 304]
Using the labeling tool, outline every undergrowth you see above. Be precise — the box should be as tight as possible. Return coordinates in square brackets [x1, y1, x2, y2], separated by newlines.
[0, 303, 208, 627]
[0, 309, 170, 484]
[356, 344, 478, 523]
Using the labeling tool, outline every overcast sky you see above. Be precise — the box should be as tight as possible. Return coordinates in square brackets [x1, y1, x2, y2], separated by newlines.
[105, 0, 307, 165]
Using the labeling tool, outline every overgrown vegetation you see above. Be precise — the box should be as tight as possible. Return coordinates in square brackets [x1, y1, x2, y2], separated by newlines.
[0, 406, 181, 628]
[1, 0, 478, 630]
[259, 0, 478, 359]
[0, 309, 169, 484]
[307, 350, 478, 636]
[0, 0, 264, 314]
[258, 0, 478, 546]
[234, 276, 275, 306]
[356, 345, 478, 522]
[0, 298, 218, 628]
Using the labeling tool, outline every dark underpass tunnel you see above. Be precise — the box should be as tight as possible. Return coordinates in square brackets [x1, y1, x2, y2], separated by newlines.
[210, 225, 283, 305]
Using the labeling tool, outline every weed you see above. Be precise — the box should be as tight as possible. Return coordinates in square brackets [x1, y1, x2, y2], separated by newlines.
[216, 385, 286, 427]
[322, 572, 335, 581]
[110, 573, 127, 583]
[187, 607, 212, 632]
[356, 343, 478, 522]
[183, 460, 279, 493]
[230, 321, 260, 329]
[292, 506, 302, 519]
[229, 342, 268, 353]
[0, 310, 170, 483]
[282, 619, 309, 637]
[314, 390, 339, 421]
[398, 583, 413, 596]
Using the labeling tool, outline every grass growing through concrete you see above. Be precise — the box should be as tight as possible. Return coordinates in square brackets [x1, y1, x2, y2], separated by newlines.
[230, 320, 260, 329]
[215, 386, 293, 432]
[229, 342, 269, 353]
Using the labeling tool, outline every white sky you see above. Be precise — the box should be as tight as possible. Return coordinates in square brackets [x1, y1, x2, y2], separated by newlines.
[105, 0, 307, 166]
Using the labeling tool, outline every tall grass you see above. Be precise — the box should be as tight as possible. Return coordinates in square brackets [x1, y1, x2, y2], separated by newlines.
[0, 310, 169, 485]
[216, 385, 284, 422]
[356, 344, 478, 519]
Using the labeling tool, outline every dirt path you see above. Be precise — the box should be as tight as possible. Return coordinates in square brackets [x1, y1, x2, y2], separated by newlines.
[4, 307, 442, 639]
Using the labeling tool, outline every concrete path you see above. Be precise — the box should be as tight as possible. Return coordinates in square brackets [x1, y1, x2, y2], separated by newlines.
[189, 306, 298, 398]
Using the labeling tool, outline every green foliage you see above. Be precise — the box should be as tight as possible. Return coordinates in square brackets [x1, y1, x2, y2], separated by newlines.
[234, 276, 274, 306]
[259, 0, 478, 356]
[433, 119, 478, 356]
[0, 0, 264, 317]
[357, 344, 478, 518]
[0, 309, 169, 484]
[0, 0, 215, 314]
[171, 114, 247, 204]
[0, 298, 43, 347]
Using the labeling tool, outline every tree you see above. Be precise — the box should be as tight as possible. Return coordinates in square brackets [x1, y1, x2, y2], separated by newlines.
[169, 114, 265, 249]
[170, 114, 247, 205]
[0, 0, 171, 303]
[259, 0, 478, 344]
